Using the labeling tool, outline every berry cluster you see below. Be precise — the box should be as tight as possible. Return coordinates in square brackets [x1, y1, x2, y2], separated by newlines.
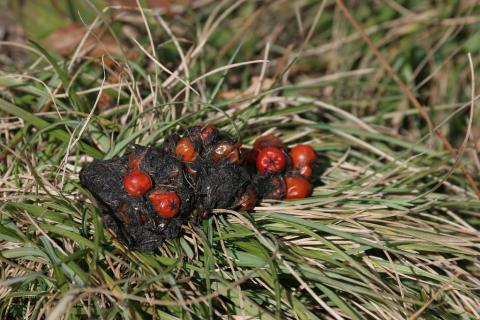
[243, 134, 318, 201]
[80, 125, 320, 251]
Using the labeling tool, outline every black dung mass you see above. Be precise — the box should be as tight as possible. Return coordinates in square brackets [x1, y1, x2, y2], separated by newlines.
[80, 125, 322, 251]
[80, 125, 255, 251]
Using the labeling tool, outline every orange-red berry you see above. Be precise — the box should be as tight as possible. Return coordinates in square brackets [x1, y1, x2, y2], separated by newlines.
[284, 176, 312, 199]
[200, 124, 216, 142]
[175, 137, 197, 162]
[212, 141, 240, 163]
[123, 169, 152, 197]
[256, 147, 286, 174]
[290, 144, 316, 173]
[129, 155, 142, 169]
[148, 190, 181, 218]
[298, 166, 313, 177]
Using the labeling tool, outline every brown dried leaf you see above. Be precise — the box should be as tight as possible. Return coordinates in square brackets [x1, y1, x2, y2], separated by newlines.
[218, 76, 274, 100]
[0, 9, 27, 63]
[111, 0, 191, 10]
[43, 22, 124, 58]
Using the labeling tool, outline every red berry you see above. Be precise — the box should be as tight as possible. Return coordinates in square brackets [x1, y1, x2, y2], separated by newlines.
[253, 134, 285, 152]
[237, 188, 257, 211]
[212, 141, 240, 163]
[175, 137, 197, 162]
[290, 144, 316, 168]
[128, 148, 146, 169]
[298, 166, 313, 177]
[256, 147, 286, 174]
[200, 124, 217, 142]
[123, 169, 152, 197]
[284, 176, 312, 199]
[148, 190, 181, 218]
[129, 155, 142, 169]
[121, 215, 130, 223]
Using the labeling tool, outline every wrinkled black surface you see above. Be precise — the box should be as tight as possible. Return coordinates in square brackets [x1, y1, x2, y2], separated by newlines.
[80, 126, 253, 251]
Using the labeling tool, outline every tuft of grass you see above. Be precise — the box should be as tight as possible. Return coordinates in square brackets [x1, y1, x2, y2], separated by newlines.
[1, 0, 480, 319]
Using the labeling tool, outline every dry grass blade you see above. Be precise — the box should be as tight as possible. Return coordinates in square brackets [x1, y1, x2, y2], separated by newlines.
[1, 1, 480, 319]
[335, 0, 480, 199]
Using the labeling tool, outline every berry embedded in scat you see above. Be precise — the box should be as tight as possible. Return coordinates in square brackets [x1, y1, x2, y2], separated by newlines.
[255, 174, 286, 200]
[190, 209, 209, 222]
[201, 210, 209, 219]
[253, 134, 286, 152]
[200, 124, 217, 143]
[129, 154, 142, 169]
[127, 146, 148, 169]
[256, 146, 287, 174]
[116, 203, 131, 224]
[121, 214, 131, 223]
[236, 187, 257, 211]
[212, 140, 240, 163]
[284, 175, 312, 199]
[175, 137, 197, 162]
[123, 169, 153, 197]
[80, 124, 322, 251]
[148, 190, 181, 218]
[290, 144, 317, 176]
[118, 202, 128, 213]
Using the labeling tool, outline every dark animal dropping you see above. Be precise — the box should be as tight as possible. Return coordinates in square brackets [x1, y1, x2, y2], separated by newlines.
[80, 125, 321, 251]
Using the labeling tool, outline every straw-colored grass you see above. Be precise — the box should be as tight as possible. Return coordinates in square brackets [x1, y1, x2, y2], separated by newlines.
[1, 1, 480, 319]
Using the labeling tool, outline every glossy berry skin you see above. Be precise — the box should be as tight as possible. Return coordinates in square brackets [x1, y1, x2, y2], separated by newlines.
[284, 176, 312, 199]
[290, 144, 316, 168]
[148, 190, 181, 218]
[200, 124, 217, 142]
[123, 169, 152, 197]
[256, 147, 286, 174]
[290, 144, 316, 177]
[175, 137, 197, 162]
[237, 188, 257, 211]
[212, 141, 240, 163]
[298, 166, 313, 177]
